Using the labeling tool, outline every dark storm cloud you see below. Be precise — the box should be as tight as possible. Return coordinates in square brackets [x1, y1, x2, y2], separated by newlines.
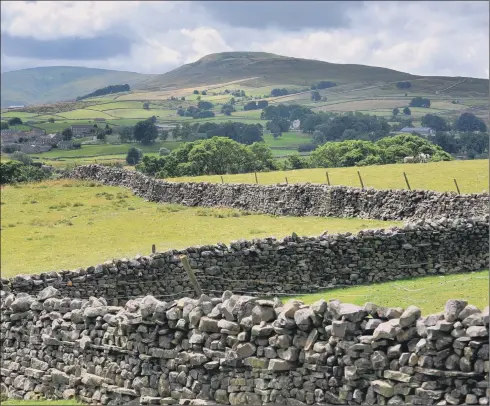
[197, 1, 364, 30]
[1, 34, 131, 60]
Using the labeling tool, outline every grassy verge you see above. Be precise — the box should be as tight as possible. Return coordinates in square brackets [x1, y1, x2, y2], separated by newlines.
[288, 270, 489, 315]
[1, 180, 399, 277]
[168, 160, 488, 194]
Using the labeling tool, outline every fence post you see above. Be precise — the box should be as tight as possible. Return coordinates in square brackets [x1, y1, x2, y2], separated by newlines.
[285, 177, 288, 184]
[151, 244, 156, 254]
[403, 172, 412, 191]
[357, 171, 364, 189]
[180, 255, 202, 297]
[254, 172, 258, 184]
[326, 171, 331, 186]
[220, 175, 224, 184]
[453, 178, 461, 195]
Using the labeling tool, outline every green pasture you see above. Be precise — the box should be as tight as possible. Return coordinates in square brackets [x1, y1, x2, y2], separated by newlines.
[169, 160, 488, 194]
[291, 271, 488, 315]
[0, 179, 398, 276]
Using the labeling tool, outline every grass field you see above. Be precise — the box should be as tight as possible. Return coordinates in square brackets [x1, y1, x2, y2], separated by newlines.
[169, 160, 488, 194]
[290, 270, 489, 315]
[0, 179, 399, 277]
[30, 141, 182, 159]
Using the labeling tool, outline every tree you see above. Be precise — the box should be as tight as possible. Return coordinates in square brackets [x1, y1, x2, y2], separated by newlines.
[197, 101, 214, 110]
[244, 101, 258, 111]
[257, 100, 269, 109]
[0, 121, 8, 130]
[409, 97, 431, 108]
[118, 126, 134, 143]
[193, 90, 199, 95]
[196, 110, 215, 119]
[7, 117, 22, 126]
[221, 104, 235, 116]
[311, 91, 321, 102]
[126, 147, 143, 165]
[454, 113, 487, 132]
[143, 102, 150, 110]
[396, 81, 411, 89]
[403, 107, 411, 116]
[229, 97, 236, 105]
[271, 88, 289, 97]
[10, 151, 33, 165]
[159, 130, 169, 141]
[201, 90, 207, 95]
[149, 115, 157, 124]
[133, 120, 158, 145]
[96, 129, 107, 141]
[421, 114, 450, 132]
[392, 108, 399, 116]
[62, 128, 73, 141]
[286, 154, 308, 169]
[177, 108, 185, 117]
[48, 118, 55, 123]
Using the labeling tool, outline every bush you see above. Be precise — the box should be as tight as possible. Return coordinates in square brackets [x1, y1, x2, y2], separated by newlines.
[159, 147, 170, 156]
[0, 161, 51, 184]
[2, 145, 20, 154]
[10, 151, 33, 165]
[297, 143, 317, 153]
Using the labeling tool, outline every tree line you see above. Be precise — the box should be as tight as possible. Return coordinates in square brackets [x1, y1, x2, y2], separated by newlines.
[128, 133, 453, 178]
[76, 84, 130, 101]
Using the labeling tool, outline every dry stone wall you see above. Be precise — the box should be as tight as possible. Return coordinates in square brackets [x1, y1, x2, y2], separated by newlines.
[1, 216, 488, 304]
[69, 165, 489, 221]
[1, 288, 489, 405]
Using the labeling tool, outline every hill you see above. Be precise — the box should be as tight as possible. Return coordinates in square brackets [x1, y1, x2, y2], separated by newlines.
[135, 52, 489, 97]
[1, 66, 155, 107]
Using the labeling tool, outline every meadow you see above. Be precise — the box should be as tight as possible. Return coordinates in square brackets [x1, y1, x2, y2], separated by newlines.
[169, 159, 488, 194]
[0, 179, 399, 277]
[291, 270, 488, 315]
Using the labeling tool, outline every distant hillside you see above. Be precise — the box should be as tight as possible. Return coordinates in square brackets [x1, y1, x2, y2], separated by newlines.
[1, 67, 155, 107]
[136, 52, 489, 97]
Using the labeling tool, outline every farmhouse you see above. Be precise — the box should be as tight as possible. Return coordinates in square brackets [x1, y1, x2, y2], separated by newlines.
[71, 124, 94, 137]
[399, 126, 435, 136]
[40, 133, 62, 146]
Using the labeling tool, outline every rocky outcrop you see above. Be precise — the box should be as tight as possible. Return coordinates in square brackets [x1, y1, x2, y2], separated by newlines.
[1, 288, 488, 405]
[1, 216, 488, 304]
[68, 165, 489, 221]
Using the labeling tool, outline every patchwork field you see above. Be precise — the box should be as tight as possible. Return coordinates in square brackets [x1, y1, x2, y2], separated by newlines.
[0, 179, 399, 277]
[169, 159, 488, 194]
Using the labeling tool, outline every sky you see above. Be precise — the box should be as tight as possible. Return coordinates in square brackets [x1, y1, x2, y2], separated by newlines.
[1, 1, 489, 78]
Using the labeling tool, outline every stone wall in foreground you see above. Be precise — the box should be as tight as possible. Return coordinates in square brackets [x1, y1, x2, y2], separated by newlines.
[68, 165, 489, 221]
[1, 288, 488, 405]
[1, 216, 488, 304]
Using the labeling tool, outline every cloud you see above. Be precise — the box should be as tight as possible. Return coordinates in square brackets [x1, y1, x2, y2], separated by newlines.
[0, 1, 488, 78]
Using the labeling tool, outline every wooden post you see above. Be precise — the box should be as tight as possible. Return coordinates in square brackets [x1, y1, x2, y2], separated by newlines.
[326, 172, 331, 186]
[220, 175, 224, 184]
[453, 178, 461, 195]
[285, 177, 288, 184]
[180, 255, 202, 297]
[152, 244, 156, 254]
[357, 171, 364, 189]
[403, 172, 412, 191]
[254, 172, 258, 184]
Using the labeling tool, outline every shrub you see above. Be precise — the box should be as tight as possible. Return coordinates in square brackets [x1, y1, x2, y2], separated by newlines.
[0, 161, 51, 184]
[10, 151, 33, 165]
[297, 143, 317, 153]
[159, 147, 171, 156]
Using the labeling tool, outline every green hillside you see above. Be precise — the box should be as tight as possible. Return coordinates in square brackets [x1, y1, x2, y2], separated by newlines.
[136, 52, 489, 97]
[1, 66, 155, 107]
